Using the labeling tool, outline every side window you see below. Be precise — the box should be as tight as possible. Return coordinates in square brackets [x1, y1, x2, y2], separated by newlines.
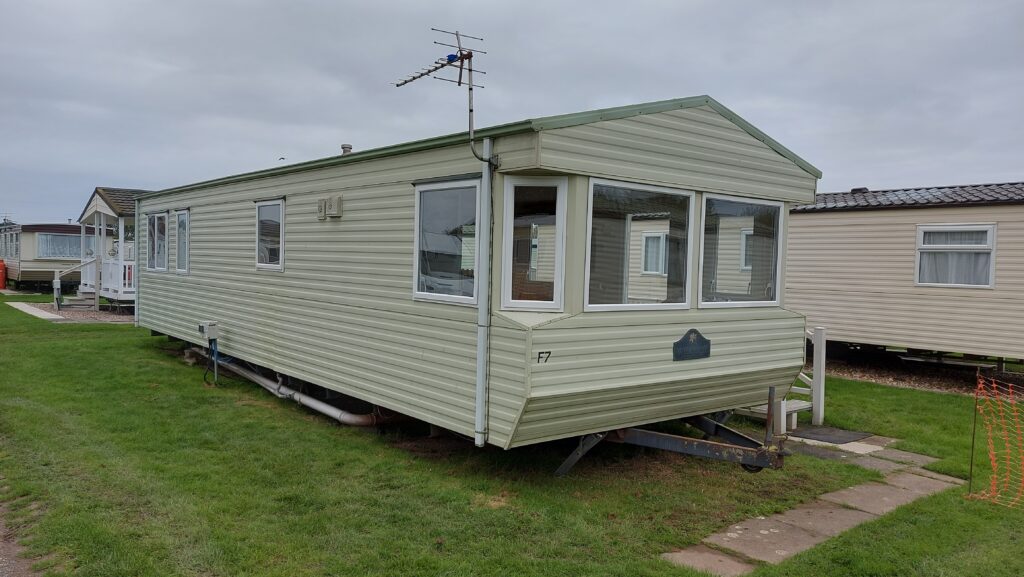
[700, 195, 782, 307]
[413, 180, 480, 304]
[502, 177, 567, 311]
[916, 224, 995, 287]
[147, 213, 167, 270]
[256, 200, 284, 270]
[176, 210, 189, 273]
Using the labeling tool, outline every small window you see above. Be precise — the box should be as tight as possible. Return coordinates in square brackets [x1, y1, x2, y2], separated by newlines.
[642, 233, 668, 275]
[916, 224, 995, 287]
[147, 213, 168, 270]
[700, 195, 782, 307]
[175, 210, 189, 273]
[413, 180, 479, 304]
[256, 200, 284, 270]
[502, 176, 567, 311]
[739, 228, 754, 271]
[37, 234, 82, 259]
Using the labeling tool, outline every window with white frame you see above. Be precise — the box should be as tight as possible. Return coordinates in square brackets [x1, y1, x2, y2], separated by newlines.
[414, 179, 479, 303]
[503, 176, 567, 310]
[641, 233, 668, 275]
[14, 233, 18, 256]
[175, 210, 189, 273]
[739, 228, 754, 271]
[916, 224, 995, 287]
[37, 234, 82, 259]
[147, 213, 167, 270]
[700, 195, 782, 306]
[256, 200, 284, 270]
[586, 179, 693, 309]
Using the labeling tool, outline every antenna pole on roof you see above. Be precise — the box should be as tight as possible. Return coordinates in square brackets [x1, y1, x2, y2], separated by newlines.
[395, 28, 499, 168]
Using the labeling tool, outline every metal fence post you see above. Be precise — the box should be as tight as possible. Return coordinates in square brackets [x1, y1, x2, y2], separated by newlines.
[812, 326, 826, 426]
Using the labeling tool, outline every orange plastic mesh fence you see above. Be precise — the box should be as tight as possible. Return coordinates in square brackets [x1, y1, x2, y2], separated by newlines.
[971, 374, 1024, 508]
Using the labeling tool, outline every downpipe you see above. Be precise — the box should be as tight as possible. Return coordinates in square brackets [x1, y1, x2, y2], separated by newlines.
[196, 348, 401, 427]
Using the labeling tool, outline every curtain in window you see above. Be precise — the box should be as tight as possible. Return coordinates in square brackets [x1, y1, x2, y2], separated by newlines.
[922, 230, 988, 245]
[37, 234, 81, 258]
[919, 251, 991, 285]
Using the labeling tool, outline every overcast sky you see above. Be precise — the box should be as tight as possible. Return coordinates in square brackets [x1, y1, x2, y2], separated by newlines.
[2, 0, 1021, 223]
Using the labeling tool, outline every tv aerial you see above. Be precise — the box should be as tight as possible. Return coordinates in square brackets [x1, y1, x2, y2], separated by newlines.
[395, 28, 499, 167]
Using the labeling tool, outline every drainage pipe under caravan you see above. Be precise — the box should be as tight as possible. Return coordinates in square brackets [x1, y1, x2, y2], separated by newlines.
[473, 138, 494, 447]
[200, 350, 397, 427]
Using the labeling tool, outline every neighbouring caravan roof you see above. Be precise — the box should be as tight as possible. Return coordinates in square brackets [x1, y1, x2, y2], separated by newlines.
[138, 95, 821, 199]
[793, 181, 1024, 213]
[76, 187, 150, 222]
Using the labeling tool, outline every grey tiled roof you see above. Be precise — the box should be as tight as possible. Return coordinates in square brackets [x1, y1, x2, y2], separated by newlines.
[793, 181, 1024, 213]
[96, 187, 149, 216]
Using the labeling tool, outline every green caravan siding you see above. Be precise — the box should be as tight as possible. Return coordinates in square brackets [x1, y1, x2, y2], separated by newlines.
[138, 144, 491, 437]
[537, 105, 817, 203]
[487, 316, 531, 448]
[507, 308, 805, 447]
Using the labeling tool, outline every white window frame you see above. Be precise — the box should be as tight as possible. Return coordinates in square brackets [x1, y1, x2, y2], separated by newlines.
[584, 178, 696, 312]
[146, 212, 168, 271]
[502, 175, 568, 312]
[698, 193, 784, 309]
[914, 223, 996, 289]
[255, 199, 285, 272]
[412, 178, 481, 306]
[175, 209, 190, 274]
[739, 227, 754, 271]
[640, 232, 668, 276]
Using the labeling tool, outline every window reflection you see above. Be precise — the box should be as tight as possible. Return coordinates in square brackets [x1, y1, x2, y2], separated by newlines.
[511, 186, 557, 302]
[702, 198, 779, 303]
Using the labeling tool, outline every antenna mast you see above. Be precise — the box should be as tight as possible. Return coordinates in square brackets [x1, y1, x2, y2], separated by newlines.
[395, 28, 498, 167]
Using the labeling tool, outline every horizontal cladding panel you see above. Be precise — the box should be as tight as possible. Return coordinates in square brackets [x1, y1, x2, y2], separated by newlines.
[509, 367, 797, 447]
[537, 106, 816, 203]
[787, 205, 1024, 358]
[527, 310, 805, 396]
[491, 132, 539, 171]
[486, 325, 530, 448]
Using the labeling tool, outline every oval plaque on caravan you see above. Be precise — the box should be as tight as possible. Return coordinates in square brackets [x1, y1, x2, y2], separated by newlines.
[673, 329, 710, 361]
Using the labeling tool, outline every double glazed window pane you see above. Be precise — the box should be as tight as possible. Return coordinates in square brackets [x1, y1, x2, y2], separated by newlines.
[417, 186, 476, 298]
[919, 251, 990, 285]
[701, 198, 779, 303]
[258, 204, 281, 266]
[511, 187, 558, 302]
[588, 183, 689, 305]
[148, 215, 166, 269]
[176, 212, 188, 271]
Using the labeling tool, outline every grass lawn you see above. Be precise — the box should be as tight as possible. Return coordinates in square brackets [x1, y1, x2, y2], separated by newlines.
[0, 294, 1020, 576]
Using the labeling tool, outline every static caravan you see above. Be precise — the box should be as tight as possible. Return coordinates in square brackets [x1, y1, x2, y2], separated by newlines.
[788, 182, 1024, 362]
[136, 96, 820, 465]
[0, 222, 105, 289]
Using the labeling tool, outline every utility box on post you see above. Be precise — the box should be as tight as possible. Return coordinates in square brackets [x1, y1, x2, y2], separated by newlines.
[198, 321, 219, 340]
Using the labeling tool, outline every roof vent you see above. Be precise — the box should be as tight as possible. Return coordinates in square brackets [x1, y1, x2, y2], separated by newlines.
[850, 187, 870, 193]
[341, 144, 353, 156]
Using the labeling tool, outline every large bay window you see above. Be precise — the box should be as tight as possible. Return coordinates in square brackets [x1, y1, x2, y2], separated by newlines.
[147, 213, 167, 270]
[916, 224, 995, 287]
[585, 179, 693, 310]
[700, 195, 781, 307]
[413, 179, 479, 304]
[37, 234, 83, 259]
[502, 176, 567, 311]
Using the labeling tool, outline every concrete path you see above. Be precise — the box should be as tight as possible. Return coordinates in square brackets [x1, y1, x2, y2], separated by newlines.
[4, 302, 63, 320]
[661, 435, 963, 575]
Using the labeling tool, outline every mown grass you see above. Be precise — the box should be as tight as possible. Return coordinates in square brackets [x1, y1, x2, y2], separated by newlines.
[765, 377, 1024, 577]
[0, 295, 876, 577]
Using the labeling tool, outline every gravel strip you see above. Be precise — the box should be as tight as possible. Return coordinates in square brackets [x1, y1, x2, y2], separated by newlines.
[29, 303, 133, 323]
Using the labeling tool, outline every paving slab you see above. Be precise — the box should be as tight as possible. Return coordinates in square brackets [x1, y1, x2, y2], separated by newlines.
[883, 471, 958, 495]
[661, 545, 755, 576]
[771, 500, 877, 537]
[906, 467, 966, 485]
[819, 481, 921, 515]
[787, 442, 855, 462]
[851, 455, 909, 474]
[703, 516, 828, 564]
[789, 425, 873, 444]
[836, 441, 885, 455]
[872, 448, 939, 466]
[861, 435, 898, 447]
[5, 301, 63, 320]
